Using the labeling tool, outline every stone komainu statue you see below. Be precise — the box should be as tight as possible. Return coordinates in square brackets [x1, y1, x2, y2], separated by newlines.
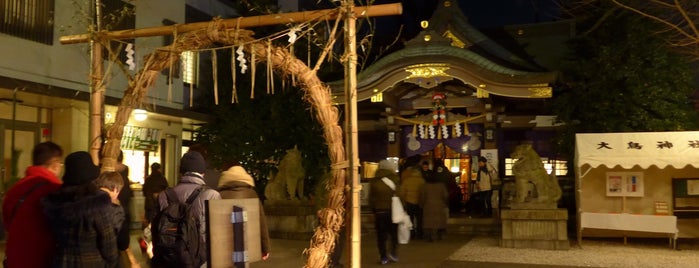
[510, 144, 562, 207]
[264, 147, 306, 202]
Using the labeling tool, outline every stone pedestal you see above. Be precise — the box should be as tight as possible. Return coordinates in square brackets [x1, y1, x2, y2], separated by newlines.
[263, 203, 315, 240]
[500, 209, 569, 250]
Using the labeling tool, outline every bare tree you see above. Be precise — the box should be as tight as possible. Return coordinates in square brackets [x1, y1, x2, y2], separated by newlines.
[575, 0, 699, 61]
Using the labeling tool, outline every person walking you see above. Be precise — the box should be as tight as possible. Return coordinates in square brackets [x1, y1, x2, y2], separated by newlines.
[42, 151, 125, 268]
[153, 151, 221, 268]
[398, 158, 425, 239]
[2, 142, 64, 268]
[217, 163, 271, 260]
[476, 157, 496, 217]
[369, 160, 400, 265]
[432, 159, 461, 214]
[421, 173, 449, 242]
[143, 162, 168, 224]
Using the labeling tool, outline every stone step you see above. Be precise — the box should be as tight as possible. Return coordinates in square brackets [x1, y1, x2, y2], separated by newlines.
[447, 215, 501, 236]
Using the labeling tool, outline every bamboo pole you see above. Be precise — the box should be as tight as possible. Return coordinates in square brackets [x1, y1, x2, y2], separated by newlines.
[89, 0, 105, 165]
[342, 1, 361, 267]
[59, 3, 402, 44]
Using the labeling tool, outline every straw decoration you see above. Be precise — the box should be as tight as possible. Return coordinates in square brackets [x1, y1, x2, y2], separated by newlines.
[250, 45, 256, 99]
[102, 19, 348, 268]
[211, 50, 219, 105]
[267, 39, 272, 94]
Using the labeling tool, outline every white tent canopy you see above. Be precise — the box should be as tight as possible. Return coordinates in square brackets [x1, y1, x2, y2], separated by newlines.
[575, 131, 699, 169]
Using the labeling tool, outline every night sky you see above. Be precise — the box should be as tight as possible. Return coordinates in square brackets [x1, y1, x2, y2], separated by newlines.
[370, 0, 562, 45]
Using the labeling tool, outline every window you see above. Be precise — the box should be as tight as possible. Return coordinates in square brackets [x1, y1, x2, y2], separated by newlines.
[0, 0, 54, 44]
[181, 51, 198, 85]
[505, 158, 568, 176]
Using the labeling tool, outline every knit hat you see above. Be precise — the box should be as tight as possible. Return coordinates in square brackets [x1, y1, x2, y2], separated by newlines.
[218, 166, 255, 188]
[62, 151, 100, 186]
[378, 159, 398, 172]
[180, 151, 206, 174]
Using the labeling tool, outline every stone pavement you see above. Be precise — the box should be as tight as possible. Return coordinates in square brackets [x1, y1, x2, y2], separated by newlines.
[3, 219, 697, 267]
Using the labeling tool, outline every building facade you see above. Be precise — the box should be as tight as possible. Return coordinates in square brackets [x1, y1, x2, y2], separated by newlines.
[0, 0, 237, 194]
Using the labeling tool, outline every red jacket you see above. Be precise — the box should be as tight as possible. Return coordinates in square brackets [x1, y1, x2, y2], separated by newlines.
[2, 166, 62, 268]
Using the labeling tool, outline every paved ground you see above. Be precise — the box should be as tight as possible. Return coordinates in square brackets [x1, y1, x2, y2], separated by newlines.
[3, 222, 699, 267]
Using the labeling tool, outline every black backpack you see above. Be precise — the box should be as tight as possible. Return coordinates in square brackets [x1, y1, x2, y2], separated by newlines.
[151, 186, 207, 268]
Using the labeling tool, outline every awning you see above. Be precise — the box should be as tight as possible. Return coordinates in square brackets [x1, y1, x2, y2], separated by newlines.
[575, 131, 699, 169]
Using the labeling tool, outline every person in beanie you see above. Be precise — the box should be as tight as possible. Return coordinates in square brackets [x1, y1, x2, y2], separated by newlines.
[2, 142, 64, 268]
[369, 159, 400, 265]
[156, 151, 221, 267]
[143, 162, 168, 224]
[42, 151, 125, 268]
[217, 163, 270, 260]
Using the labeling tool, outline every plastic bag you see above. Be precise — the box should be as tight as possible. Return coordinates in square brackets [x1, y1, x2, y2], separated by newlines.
[398, 218, 412, 244]
[391, 196, 407, 223]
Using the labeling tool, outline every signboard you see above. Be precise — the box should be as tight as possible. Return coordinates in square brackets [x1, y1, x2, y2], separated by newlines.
[606, 172, 644, 197]
[120, 125, 162, 151]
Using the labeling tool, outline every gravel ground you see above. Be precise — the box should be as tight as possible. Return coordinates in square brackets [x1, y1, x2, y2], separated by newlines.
[449, 236, 699, 268]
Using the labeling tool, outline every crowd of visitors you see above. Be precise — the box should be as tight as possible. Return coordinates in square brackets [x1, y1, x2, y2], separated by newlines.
[2, 143, 272, 268]
[2, 141, 498, 267]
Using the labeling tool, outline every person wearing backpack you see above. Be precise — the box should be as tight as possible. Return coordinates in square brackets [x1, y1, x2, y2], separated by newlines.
[152, 151, 221, 268]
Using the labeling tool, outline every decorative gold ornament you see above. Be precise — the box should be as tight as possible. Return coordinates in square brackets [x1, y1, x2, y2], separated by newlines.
[444, 1, 451, 7]
[420, 20, 429, 29]
[405, 64, 451, 79]
[443, 30, 466, 48]
[424, 34, 432, 42]
[528, 86, 553, 97]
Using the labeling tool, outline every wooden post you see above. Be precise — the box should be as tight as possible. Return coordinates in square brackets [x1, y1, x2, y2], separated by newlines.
[89, 0, 105, 165]
[60, 3, 402, 44]
[342, 1, 361, 267]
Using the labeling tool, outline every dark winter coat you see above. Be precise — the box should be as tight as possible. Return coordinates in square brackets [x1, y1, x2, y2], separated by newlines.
[116, 163, 133, 250]
[43, 184, 125, 268]
[217, 166, 270, 255]
[143, 170, 168, 222]
[420, 181, 448, 230]
[369, 168, 400, 212]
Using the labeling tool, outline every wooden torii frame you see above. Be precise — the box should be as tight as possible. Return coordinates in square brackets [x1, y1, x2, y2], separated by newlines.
[60, 2, 402, 268]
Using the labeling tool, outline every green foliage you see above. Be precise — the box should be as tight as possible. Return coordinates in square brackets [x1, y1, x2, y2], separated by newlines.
[552, 6, 699, 159]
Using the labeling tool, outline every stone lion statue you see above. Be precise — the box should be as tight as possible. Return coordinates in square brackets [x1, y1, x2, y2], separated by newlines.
[264, 146, 306, 202]
[510, 144, 561, 207]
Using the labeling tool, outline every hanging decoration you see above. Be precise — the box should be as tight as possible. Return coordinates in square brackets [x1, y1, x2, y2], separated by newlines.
[287, 25, 300, 44]
[395, 114, 484, 140]
[236, 45, 247, 74]
[211, 50, 219, 105]
[431, 92, 446, 125]
[125, 43, 135, 70]
[231, 46, 238, 103]
[250, 45, 256, 99]
[267, 39, 273, 94]
[167, 29, 178, 103]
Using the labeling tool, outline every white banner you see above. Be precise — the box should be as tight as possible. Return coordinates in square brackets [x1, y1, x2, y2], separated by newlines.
[575, 131, 699, 169]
